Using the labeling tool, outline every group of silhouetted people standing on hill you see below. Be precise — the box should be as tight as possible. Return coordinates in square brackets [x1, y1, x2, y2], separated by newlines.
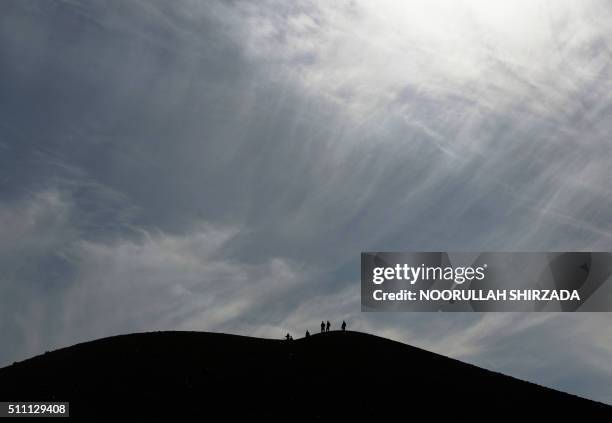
[319, 320, 346, 333]
[320, 320, 347, 333]
[288, 320, 347, 340]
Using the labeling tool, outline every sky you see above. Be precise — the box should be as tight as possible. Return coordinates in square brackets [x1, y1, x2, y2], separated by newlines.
[1, 0, 612, 404]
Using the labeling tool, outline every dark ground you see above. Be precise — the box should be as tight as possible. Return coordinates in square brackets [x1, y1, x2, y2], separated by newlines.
[0, 330, 610, 421]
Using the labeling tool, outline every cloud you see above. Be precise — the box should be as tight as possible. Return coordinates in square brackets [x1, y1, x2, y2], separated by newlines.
[0, 188, 310, 363]
[62, 223, 306, 336]
[1, 0, 612, 405]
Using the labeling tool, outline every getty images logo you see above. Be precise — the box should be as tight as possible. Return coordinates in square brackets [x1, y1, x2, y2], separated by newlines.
[372, 263, 488, 285]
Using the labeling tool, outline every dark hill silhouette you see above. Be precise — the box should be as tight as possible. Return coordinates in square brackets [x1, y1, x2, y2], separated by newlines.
[0, 331, 610, 420]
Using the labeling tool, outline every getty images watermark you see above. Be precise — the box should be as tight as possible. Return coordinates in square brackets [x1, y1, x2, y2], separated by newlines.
[361, 252, 612, 312]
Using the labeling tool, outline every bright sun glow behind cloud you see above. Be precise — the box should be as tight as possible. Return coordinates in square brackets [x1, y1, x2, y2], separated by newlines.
[237, 0, 608, 122]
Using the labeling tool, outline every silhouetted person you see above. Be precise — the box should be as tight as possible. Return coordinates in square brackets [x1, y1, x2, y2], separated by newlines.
[305, 330, 310, 338]
[321, 321, 325, 333]
[285, 333, 292, 341]
[341, 321, 346, 331]
[326, 321, 330, 332]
